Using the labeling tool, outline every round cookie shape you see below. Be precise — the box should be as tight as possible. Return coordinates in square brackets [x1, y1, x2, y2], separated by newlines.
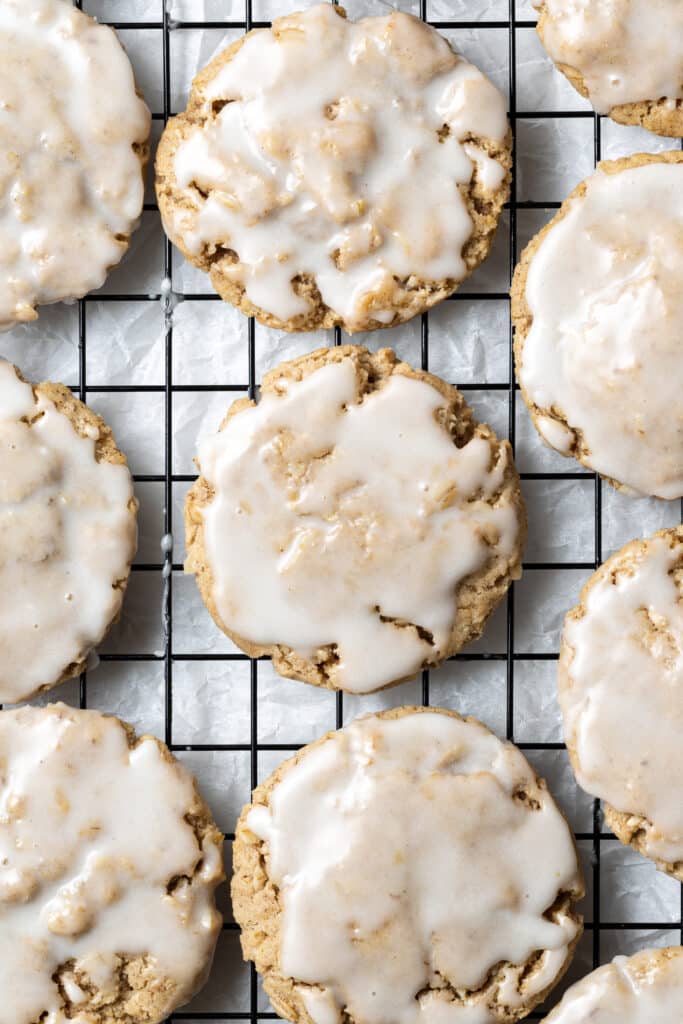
[0, 0, 151, 330]
[185, 346, 526, 694]
[233, 706, 585, 1024]
[541, 947, 683, 1023]
[511, 152, 683, 499]
[0, 358, 138, 704]
[534, 0, 683, 136]
[559, 527, 683, 879]
[156, 4, 511, 333]
[0, 703, 224, 1024]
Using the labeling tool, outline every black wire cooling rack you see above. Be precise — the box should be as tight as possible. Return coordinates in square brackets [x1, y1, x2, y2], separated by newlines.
[61, 1, 683, 1020]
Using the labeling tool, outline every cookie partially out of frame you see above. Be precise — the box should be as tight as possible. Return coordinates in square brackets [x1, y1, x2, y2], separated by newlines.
[233, 706, 585, 1024]
[511, 151, 683, 499]
[541, 946, 683, 1022]
[185, 346, 526, 695]
[0, 0, 151, 329]
[156, 3, 511, 333]
[0, 703, 224, 1024]
[534, 0, 683, 136]
[559, 527, 683, 881]
[0, 358, 138, 704]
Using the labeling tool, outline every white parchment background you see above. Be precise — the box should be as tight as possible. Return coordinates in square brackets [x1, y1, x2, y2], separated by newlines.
[1, 0, 681, 1018]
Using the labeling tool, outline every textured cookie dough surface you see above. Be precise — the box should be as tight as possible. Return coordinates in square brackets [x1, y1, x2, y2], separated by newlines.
[233, 706, 584, 1024]
[0, 0, 151, 329]
[535, 0, 683, 136]
[511, 152, 683, 499]
[0, 358, 138, 705]
[156, 4, 511, 333]
[0, 703, 224, 1024]
[542, 947, 683, 1022]
[559, 527, 683, 880]
[185, 346, 526, 694]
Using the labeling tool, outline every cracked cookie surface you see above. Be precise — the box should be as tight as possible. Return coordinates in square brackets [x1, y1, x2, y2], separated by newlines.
[559, 527, 683, 881]
[155, 4, 511, 333]
[232, 706, 584, 1024]
[185, 346, 526, 694]
[0, 0, 150, 329]
[511, 151, 683, 499]
[0, 703, 224, 1024]
[542, 946, 683, 1022]
[0, 358, 138, 704]
[534, 0, 683, 137]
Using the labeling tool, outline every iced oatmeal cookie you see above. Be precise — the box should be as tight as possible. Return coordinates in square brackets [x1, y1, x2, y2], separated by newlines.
[232, 706, 584, 1024]
[185, 346, 526, 694]
[559, 527, 683, 880]
[0, 0, 151, 329]
[156, 4, 511, 333]
[0, 358, 138, 705]
[534, 0, 683, 136]
[511, 151, 683, 499]
[541, 946, 683, 1022]
[0, 703, 224, 1024]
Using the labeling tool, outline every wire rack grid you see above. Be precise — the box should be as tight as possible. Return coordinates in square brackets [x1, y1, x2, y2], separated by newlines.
[11, 0, 681, 1020]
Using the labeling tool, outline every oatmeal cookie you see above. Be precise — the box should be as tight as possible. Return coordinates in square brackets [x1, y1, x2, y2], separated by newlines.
[541, 946, 683, 1022]
[0, 0, 151, 329]
[0, 358, 138, 704]
[511, 151, 683, 499]
[156, 4, 511, 333]
[185, 345, 526, 694]
[559, 527, 683, 881]
[534, 0, 683, 136]
[0, 703, 224, 1024]
[232, 706, 584, 1024]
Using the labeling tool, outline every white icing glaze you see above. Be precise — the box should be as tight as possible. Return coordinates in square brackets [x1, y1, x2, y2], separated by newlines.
[0, 703, 223, 1024]
[297, 990, 495, 1024]
[246, 710, 583, 1024]
[0, 0, 150, 329]
[0, 359, 137, 704]
[519, 159, 683, 498]
[535, 414, 573, 454]
[169, 4, 508, 329]
[193, 356, 521, 693]
[536, 0, 683, 114]
[543, 948, 683, 1023]
[560, 531, 683, 863]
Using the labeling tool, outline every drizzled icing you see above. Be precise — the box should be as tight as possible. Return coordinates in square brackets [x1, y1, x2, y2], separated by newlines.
[543, 948, 683, 1023]
[560, 530, 683, 864]
[167, 4, 508, 330]
[517, 159, 683, 498]
[190, 356, 522, 693]
[0, 0, 150, 329]
[535, 0, 683, 114]
[0, 359, 137, 704]
[0, 703, 223, 1024]
[244, 710, 583, 1024]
